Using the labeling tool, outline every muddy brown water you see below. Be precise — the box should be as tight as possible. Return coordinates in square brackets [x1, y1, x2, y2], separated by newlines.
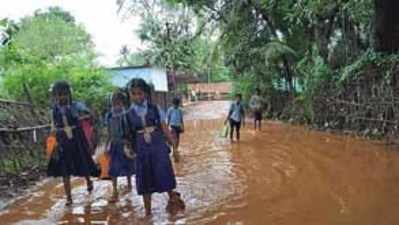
[1, 101, 399, 225]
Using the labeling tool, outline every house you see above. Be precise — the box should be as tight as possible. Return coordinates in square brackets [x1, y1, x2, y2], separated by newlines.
[107, 65, 172, 109]
[187, 82, 232, 100]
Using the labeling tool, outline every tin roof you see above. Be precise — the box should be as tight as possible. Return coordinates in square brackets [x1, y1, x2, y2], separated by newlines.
[108, 66, 169, 92]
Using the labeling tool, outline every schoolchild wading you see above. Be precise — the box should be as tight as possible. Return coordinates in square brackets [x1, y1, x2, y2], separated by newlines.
[105, 90, 136, 203]
[167, 97, 184, 162]
[47, 80, 99, 206]
[250, 88, 263, 131]
[225, 93, 246, 143]
[126, 78, 185, 216]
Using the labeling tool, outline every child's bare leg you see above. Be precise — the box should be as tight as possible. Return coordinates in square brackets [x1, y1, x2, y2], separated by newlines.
[236, 123, 241, 143]
[173, 147, 180, 162]
[127, 176, 132, 191]
[229, 121, 235, 142]
[85, 176, 93, 193]
[63, 176, 72, 205]
[173, 138, 180, 162]
[143, 194, 152, 216]
[110, 177, 118, 203]
[172, 130, 180, 162]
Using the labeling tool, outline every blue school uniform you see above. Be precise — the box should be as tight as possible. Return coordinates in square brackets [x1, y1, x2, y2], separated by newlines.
[47, 102, 99, 177]
[127, 100, 176, 195]
[167, 106, 183, 127]
[106, 110, 135, 177]
[167, 106, 184, 140]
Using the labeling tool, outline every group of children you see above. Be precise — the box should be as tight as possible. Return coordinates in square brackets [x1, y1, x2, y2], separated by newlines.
[225, 88, 264, 143]
[47, 78, 185, 216]
[46, 77, 264, 215]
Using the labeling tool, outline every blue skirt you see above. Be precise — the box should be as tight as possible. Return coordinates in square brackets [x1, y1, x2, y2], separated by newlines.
[108, 140, 135, 177]
[135, 130, 176, 195]
[47, 128, 99, 177]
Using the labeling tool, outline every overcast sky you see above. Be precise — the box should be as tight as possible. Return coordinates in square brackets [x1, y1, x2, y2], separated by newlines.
[0, 0, 143, 66]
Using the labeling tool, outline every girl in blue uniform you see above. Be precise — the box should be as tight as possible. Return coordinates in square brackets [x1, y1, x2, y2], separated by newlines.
[126, 78, 185, 216]
[105, 90, 136, 202]
[47, 81, 99, 206]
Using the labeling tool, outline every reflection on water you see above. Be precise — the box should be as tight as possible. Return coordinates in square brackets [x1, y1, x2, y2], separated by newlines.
[2, 102, 399, 224]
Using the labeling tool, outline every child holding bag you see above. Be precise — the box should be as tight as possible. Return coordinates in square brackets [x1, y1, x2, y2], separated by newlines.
[126, 78, 185, 216]
[47, 80, 99, 206]
[105, 89, 136, 202]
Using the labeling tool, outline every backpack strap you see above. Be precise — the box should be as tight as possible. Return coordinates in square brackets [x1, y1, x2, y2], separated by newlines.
[147, 103, 161, 128]
[239, 103, 244, 114]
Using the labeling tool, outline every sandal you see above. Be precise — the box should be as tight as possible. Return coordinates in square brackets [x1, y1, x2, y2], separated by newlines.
[166, 191, 185, 213]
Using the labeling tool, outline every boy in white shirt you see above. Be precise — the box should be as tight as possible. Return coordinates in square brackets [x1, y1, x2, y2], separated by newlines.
[250, 88, 262, 131]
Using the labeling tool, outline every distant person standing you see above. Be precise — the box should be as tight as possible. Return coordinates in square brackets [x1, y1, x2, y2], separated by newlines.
[167, 97, 184, 162]
[191, 89, 197, 102]
[250, 88, 263, 131]
[225, 93, 245, 143]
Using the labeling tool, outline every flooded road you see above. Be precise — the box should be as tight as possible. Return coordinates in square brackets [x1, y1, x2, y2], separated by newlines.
[2, 101, 399, 225]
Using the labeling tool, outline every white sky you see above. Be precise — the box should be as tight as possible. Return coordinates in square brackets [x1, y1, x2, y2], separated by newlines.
[0, 0, 143, 67]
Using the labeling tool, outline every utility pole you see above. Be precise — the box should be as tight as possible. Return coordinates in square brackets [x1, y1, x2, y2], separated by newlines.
[207, 32, 211, 100]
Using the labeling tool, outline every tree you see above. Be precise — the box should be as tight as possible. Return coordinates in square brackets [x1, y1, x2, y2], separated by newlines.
[34, 6, 76, 24]
[0, 8, 111, 111]
[118, 0, 205, 73]
[13, 16, 94, 64]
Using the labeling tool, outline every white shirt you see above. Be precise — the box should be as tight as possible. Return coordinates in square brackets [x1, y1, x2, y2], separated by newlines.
[250, 94, 261, 110]
[229, 101, 244, 122]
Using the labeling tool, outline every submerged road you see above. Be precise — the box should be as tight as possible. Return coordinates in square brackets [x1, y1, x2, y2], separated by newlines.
[1, 101, 399, 225]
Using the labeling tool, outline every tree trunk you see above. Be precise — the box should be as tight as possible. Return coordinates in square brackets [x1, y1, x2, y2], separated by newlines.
[374, 0, 399, 52]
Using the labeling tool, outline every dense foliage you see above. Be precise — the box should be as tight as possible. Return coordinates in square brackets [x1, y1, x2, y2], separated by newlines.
[117, 0, 231, 82]
[119, 0, 377, 98]
[1, 1, 398, 136]
[0, 7, 112, 112]
[121, 0, 399, 136]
